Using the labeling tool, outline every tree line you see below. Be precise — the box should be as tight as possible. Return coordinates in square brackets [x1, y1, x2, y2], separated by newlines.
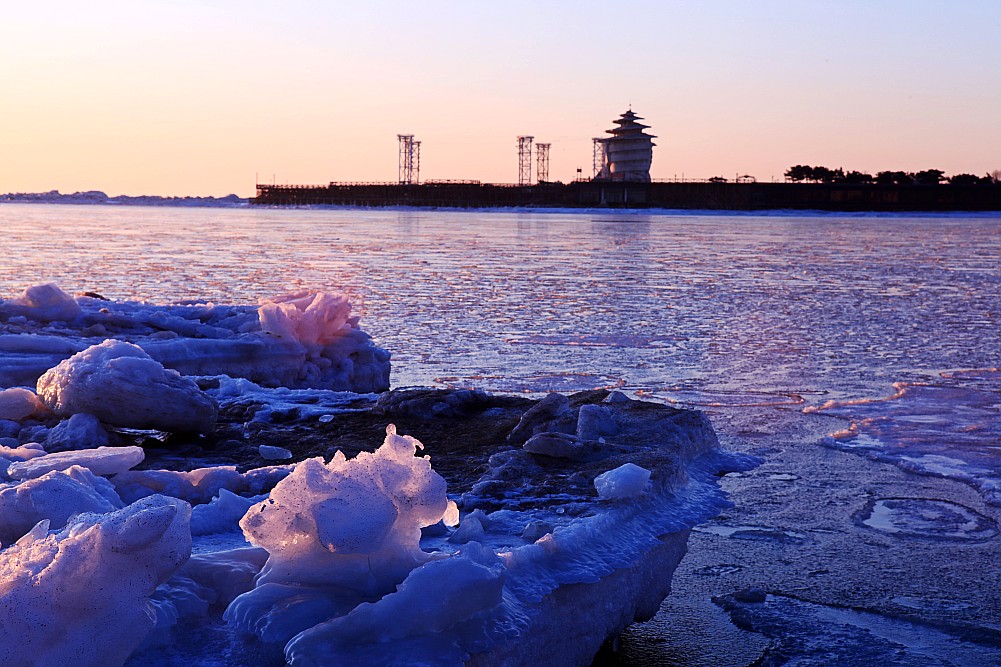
[784, 165, 1001, 186]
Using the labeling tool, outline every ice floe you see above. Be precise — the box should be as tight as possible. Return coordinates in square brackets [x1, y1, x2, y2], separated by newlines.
[855, 497, 998, 541]
[716, 591, 1001, 666]
[0, 464, 123, 546]
[0, 284, 390, 393]
[0, 386, 46, 420]
[808, 375, 1001, 505]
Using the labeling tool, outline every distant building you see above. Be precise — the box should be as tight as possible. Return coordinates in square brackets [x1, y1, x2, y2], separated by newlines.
[596, 110, 656, 182]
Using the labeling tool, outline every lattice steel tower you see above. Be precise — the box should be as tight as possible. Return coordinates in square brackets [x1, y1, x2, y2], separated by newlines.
[517, 136, 534, 185]
[535, 143, 551, 183]
[592, 138, 607, 179]
[398, 134, 420, 185]
[412, 140, 421, 185]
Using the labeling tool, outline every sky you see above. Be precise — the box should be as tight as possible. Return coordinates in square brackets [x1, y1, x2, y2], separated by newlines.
[2, 1, 1000, 197]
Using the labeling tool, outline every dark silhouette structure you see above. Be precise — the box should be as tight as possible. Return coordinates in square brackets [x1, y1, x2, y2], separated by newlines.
[253, 180, 1001, 211]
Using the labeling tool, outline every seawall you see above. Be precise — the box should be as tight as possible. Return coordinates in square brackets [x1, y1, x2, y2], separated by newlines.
[253, 181, 1001, 212]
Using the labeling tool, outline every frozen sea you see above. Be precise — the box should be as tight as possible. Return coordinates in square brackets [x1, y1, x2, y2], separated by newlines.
[2, 203, 1000, 665]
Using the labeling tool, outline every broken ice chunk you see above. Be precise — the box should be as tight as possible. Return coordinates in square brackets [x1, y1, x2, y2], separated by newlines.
[36, 339, 217, 433]
[190, 489, 263, 536]
[259, 444, 293, 460]
[227, 425, 453, 643]
[0, 387, 46, 421]
[258, 290, 352, 351]
[4, 283, 82, 322]
[594, 462, 652, 500]
[576, 404, 618, 440]
[0, 464, 123, 545]
[45, 413, 111, 452]
[7, 445, 145, 480]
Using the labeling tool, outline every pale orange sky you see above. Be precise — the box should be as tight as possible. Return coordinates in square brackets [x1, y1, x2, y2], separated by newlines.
[3, 1, 1000, 197]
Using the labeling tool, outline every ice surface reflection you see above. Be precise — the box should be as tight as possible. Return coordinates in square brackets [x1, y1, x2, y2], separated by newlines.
[2, 204, 1000, 494]
[3, 206, 999, 396]
[3, 205, 997, 403]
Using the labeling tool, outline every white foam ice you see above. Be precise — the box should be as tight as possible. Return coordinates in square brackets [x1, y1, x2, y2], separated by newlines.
[0, 494, 192, 667]
[225, 425, 456, 647]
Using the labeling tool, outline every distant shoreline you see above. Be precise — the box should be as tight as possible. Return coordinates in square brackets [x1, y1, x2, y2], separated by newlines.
[0, 191, 248, 208]
[5, 188, 1001, 216]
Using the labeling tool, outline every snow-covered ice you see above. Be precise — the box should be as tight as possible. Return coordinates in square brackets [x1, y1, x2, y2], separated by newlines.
[5, 283, 82, 322]
[44, 411, 111, 451]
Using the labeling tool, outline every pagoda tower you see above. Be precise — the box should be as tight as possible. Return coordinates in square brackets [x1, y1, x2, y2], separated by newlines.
[596, 109, 656, 182]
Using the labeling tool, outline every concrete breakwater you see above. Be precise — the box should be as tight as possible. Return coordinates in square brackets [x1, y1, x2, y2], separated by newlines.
[253, 180, 1001, 211]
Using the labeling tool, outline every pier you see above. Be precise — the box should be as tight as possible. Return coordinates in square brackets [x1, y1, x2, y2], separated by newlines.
[253, 180, 1001, 212]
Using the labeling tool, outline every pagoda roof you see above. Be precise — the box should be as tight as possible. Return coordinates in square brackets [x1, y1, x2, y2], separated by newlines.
[604, 109, 655, 136]
[605, 126, 656, 138]
[603, 136, 658, 146]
